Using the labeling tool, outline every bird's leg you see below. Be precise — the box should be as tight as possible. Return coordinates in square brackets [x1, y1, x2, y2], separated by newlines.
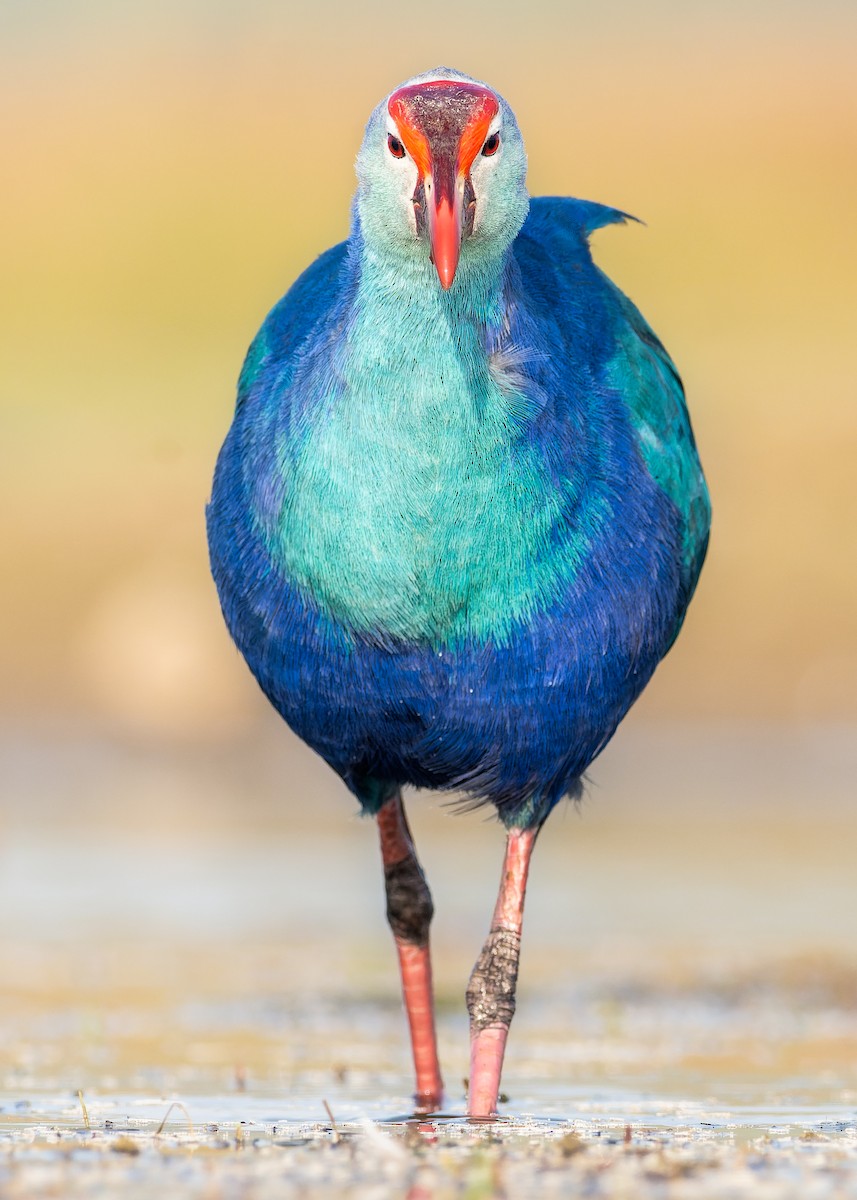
[466, 825, 539, 1118]
[377, 791, 443, 1113]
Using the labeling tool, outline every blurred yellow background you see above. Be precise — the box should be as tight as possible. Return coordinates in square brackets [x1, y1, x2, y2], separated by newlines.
[2, 0, 855, 740]
[1, 9, 857, 1154]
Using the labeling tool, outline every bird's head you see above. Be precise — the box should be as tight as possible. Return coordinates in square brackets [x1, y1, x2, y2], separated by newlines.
[355, 69, 529, 291]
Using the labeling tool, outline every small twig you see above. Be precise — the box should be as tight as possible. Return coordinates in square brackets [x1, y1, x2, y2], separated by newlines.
[323, 1099, 340, 1144]
[77, 1090, 91, 1130]
[154, 1101, 195, 1138]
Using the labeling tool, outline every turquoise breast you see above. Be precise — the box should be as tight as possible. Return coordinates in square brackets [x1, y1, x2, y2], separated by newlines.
[263, 284, 595, 646]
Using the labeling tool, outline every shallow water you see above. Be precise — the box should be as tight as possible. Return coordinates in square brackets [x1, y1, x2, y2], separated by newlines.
[3, 947, 857, 1198]
[1, 722, 856, 1196]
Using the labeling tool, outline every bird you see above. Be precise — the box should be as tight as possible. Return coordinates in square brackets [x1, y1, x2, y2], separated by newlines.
[207, 68, 710, 1119]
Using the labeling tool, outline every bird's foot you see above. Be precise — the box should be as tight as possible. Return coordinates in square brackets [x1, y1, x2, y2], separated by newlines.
[412, 1088, 444, 1116]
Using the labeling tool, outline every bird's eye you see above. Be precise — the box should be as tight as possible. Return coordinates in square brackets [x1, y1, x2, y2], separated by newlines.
[387, 134, 406, 159]
[481, 133, 500, 157]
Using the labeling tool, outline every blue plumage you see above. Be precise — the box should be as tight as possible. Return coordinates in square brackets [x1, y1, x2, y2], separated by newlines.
[208, 70, 710, 1114]
[207, 189, 709, 829]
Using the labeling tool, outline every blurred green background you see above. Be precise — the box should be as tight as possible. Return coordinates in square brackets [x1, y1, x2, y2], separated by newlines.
[3, 0, 855, 741]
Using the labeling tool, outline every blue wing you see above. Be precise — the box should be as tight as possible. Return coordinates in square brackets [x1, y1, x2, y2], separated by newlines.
[234, 240, 351, 411]
[515, 197, 710, 599]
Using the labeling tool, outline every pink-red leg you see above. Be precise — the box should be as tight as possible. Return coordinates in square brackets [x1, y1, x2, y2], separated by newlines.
[377, 792, 443, 1113]
[466, 826, 539, 1118]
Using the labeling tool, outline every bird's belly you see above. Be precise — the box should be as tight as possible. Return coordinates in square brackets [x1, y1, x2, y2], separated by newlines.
[259, 554, 675, 820]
